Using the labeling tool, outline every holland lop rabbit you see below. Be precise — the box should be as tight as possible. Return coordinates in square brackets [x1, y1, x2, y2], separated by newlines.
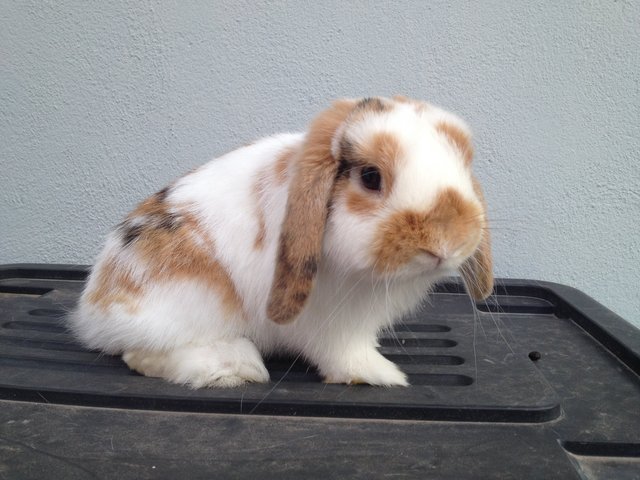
[71, 96, 493, 388]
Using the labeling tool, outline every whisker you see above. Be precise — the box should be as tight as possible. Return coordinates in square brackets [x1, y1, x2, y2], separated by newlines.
[250, 269, 370, 414]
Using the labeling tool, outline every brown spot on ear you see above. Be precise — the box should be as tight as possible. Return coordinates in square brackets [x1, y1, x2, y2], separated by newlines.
[355, 97, 391, 114]
[267, 99, 357, 324]
[460, 178, 493, 300]
[372, 188, 482, 273]
[269, 234, 320, 324]
[344, 97, 394, 125]
[435, 121, 474, 166]
[303, 256, 318, 276]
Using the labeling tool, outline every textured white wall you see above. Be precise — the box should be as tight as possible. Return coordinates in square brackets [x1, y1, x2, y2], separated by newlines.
[2, 1, 639, 325]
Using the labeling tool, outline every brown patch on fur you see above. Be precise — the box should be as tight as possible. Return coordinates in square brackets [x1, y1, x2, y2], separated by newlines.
[392, 95, 412, 103]
[251, 147, 297, 250]
[89, 191, 244, 317]
[339, 130, 403, 214]
[353, 131, 403, 195]
[253, 213, 267, 250]
[355, 97, 391, 114]
[372, 188, 482, 273]
[435, 121, 474, 166]
[460, 178, 493, 300]
[346, 97, 392, 124]
[87, 257, 142, 314]
[134, 211, 244, 316]
[267, 99, 357, 324]
[252, 169, 269, 250]
[344, 187, 379, 215]
[392, 95, 430, 113]
[274, 146, 294, 185]
[331, 165, 379, 216]
[131, 188, 170, 218]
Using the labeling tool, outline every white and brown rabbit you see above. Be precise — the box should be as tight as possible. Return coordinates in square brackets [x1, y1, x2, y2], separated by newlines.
[70, 96, 493, 388]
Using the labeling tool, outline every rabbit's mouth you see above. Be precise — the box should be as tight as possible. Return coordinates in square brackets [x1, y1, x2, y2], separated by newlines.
[373, 256, 458, 282]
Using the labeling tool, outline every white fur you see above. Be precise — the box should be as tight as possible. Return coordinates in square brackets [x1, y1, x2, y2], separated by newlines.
[70, 99, 484, 388]
[347, 103, 476, 211]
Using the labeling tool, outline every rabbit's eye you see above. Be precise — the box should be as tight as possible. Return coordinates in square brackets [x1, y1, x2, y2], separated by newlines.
[360, 166, 382, 191]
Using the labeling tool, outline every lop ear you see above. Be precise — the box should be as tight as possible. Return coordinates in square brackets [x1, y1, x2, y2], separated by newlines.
[460, 178, 494, 300]
[267, 99, 357, 324]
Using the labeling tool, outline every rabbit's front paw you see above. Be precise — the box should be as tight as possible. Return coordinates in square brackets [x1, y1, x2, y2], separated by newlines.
[322, 350, 409, 387]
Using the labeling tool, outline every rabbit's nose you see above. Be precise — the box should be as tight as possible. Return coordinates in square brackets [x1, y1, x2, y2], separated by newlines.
[419, 249, 444, 267]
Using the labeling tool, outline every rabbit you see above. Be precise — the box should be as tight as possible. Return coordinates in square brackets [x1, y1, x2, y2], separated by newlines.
[70, 95, 493, 388]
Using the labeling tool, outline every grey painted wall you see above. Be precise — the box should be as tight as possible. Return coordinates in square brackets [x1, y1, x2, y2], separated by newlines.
[2, 1, 639, 325]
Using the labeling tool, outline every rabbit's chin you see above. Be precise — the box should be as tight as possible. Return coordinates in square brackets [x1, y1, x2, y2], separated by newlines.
[323, 254, 459, 282]
[378, 258, 461, 282]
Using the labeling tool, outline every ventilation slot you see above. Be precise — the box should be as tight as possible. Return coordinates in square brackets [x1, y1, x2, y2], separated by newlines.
[384, 354, 464, 365]
[476, 295, 554, 314]
[393, 324, 451, 333]
[379, 338, 457, 348]
[0, 285, 53, 296]
[3, 320, 68, 334]
[29, 308, 66, 317]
